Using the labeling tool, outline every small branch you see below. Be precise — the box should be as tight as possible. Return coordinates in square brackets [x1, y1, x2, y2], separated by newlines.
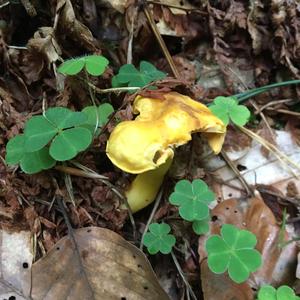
[0, 1, 9, 9]
[86, 82, 140, 94]
[147, 0, 208, 14]
[171, 251, 197, 300]
[220, 150, 253, 197]
[143, 4, 180, 79]
[266, 107, 300, 117]
[139, 189, 163, 250]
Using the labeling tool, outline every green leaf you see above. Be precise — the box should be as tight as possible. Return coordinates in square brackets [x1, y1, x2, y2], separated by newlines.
[49, 127, 92, 161]
[140, 61, 166, 81]
[58, 55, 109, 76]
[20, 147, 56, 174]
[58, 58, 85, 75]
[230, 104, 251, 126]
[143, 223, 176, 255]
[85, 55, 109, 76]
[169, 179, 215, 221]
[45, 107, 87, 129]
[5, 135, 25, 165]
[277, 286, 298, 300]
[192, 217, 210, 235]
[24, 116, 57, 152]
[205, 224, 262, 283]
[82, 103, 114, 127]
[112, 61, 167, 88]
[258, 285, 299, 300]
[209, 96, 251, 126]
[257, 285, 276, 300]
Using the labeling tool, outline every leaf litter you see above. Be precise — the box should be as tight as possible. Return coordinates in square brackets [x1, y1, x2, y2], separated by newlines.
[1, 0, 300, 299]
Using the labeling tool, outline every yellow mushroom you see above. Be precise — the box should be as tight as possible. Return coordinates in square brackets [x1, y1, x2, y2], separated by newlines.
[106, 92, 226, 213]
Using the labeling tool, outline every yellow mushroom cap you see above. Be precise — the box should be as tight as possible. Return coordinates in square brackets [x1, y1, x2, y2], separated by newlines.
[106, 92, 226, 174]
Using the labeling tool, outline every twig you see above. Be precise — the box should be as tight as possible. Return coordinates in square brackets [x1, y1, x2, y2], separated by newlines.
[265, 107, 300, 117]
[139, 189, 163, 250]
[238, 126, 300, 178]
[254, 99, 294, 114]
[0, 1, 9, 9]
[86, 82, 140, 94]
[7, 45, 27, 50]
[127, 7, 138, 64]
[249, 99, 276, 140]
[171, 251, 197, 300]
[143, 4, 180, 78]
[64, 172, 76, 206]
[221, 150, 253, 196]
[147, 0, 208, 14]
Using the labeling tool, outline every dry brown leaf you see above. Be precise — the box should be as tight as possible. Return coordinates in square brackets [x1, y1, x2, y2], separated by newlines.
[199, 196, 297, 300]
[26, 27, 61, 66]
[56, 0, 98, 51]
[199, 262, 253, 300]
[0, 227, 169, 299]
[98, 0, 127, 14]
[31, 227, 169, 300]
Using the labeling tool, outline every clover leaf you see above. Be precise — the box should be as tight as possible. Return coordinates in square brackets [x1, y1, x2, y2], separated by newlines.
[6, 107, 95, 173]
[209, 96, 251, 126]
[20, 147, 56, 174]
[6, 134, 55, 173]
[23, 107, 88, 153]
[45, 107, 87, 129]
[24, 116, 57, 152]
[205, 224, 262, 283]
[143, 223, 176, 255]
[192, 216, 210, 235]
[112, 61, 166, 88]
[258, 285, 300, 300]
[169, 179, 215, 222]
[82, 103, 114, 129]
[58, 55, 109, 76]
[49, 127, 92, 161]
[5, 135, 26, 165]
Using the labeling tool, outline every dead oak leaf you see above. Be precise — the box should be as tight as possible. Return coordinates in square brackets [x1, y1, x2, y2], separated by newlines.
[31, 227, 170, 300]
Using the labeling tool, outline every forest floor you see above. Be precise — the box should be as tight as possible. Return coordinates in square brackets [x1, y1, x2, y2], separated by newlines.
[1, 1, 300, 299]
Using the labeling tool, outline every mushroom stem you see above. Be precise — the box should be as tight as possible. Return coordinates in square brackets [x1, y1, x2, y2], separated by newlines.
[125, 158, 173, 213]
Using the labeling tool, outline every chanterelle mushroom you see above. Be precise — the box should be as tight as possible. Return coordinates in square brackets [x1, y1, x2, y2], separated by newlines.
[106, 92, 226, 212]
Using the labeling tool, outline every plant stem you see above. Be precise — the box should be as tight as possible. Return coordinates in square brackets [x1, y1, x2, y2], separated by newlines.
[139, 189, 163, 250]
[171, 251, 197, 300]
[143, 4, 180, 78]
[234, 79, 300, 102]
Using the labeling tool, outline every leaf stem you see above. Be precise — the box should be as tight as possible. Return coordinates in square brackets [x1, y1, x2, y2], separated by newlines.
[171, 251, 197, 300]
[139, 189, 163, 250]
[234, 79, 300, 102]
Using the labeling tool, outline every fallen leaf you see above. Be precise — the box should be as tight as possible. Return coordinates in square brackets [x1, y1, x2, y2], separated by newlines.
[31, 227, 169, 299]
[56, 0, 98, 51]
[26, 27, 61, 66]
[0, 226, 169, 299]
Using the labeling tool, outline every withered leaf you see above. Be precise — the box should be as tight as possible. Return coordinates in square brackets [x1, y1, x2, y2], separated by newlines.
[31, 227, 170, 300]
